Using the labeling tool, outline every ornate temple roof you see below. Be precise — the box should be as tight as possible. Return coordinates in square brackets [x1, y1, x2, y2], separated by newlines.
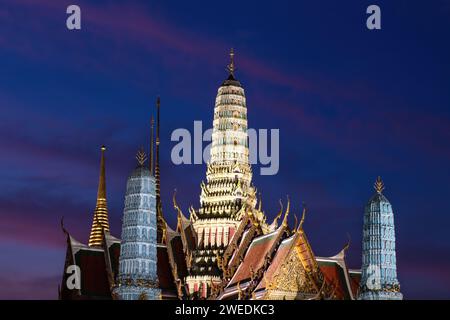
[61, 231, 181, 300]
[228, 227, 283, 287]
[60, 233, 112, 300]
[255, 235, 295, 291]
[316, 248, 360, 300]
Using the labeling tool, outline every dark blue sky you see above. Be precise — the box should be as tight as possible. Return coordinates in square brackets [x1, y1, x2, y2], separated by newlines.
[1, 0, 449, 299]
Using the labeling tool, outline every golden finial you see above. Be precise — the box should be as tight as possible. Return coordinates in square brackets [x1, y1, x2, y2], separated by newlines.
[374, 176, 385, 194]
[258, 192, 262, 211]
[293, 213, 298, 233]
[136, 147, 147, 166]
[227, 48, 235, 76]
[173, 188, 183, 222]
[298, 203, 307, 231]
[173, 188, 179, 210]
[343, 233, 351, 253]
[282, 195, 290, 227]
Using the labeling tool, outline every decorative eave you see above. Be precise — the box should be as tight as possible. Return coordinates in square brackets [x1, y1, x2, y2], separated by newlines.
[268, 199, 284, 232]
[316, 241, 355, 300]
[225, 212, 291, 299]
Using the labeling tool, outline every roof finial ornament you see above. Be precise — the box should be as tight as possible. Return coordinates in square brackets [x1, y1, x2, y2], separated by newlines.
[173, 188, 183, 218]
[374, 176, 385, 194]
[227, 48, 235, 76]
[282, 195, 290, 227]
[298, 202, 307, 231]
[136, 147, 147, 166]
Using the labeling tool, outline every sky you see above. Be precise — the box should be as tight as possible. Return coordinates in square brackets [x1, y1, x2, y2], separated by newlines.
[0, 0, 449, 299]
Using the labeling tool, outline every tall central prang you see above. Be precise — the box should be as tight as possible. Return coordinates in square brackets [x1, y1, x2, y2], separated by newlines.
[186, 49, 257, 296]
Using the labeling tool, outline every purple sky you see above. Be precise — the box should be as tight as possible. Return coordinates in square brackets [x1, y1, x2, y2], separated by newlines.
[1, 0, 450, 299]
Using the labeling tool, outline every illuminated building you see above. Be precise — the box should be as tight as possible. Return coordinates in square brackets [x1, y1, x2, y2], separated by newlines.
[112, 149, 160, 300]
[59, 50, 402, 300]
[358, 177, 403, 300]
[184, 48, 266, 296]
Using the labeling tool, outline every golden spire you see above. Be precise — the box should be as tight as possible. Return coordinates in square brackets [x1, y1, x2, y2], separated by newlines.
[150, 116, 154, 175]
[374, 176, 385, 194]
[227, 48, 235, 76]
[136, 147, 147, 166]
[88, 145, 110, 247]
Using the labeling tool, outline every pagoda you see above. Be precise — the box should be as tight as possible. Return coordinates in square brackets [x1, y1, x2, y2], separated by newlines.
[112, 149, 160, 300]
[358, 177, 403, 300]
[184, 49, 269, 296]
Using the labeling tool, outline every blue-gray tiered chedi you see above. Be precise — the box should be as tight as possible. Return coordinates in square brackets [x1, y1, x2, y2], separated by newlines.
[358, 177, 403, 300]
[113, 153, 160, 300]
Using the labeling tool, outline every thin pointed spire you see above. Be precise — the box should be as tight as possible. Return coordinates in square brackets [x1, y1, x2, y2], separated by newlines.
[227, 48, 235, 76]
[88, 145, 110, 247]
[97, 145, 106, 199]
[150, 116, 154, 175]
[154, 96, 166, 243]
[155, 97, 161, 205]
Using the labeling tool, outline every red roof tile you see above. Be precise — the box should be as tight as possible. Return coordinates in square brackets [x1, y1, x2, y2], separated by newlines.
[228, 231, 279, 286]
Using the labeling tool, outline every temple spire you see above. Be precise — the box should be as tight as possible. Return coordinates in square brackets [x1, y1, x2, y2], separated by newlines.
[155, 97, 161, 205]
[88, 145, 110, 247]
[154, 96, 166, 243]
[227, 48, 235, 76]
[150, 116, 154, 175]
[359, 177, 402, 300]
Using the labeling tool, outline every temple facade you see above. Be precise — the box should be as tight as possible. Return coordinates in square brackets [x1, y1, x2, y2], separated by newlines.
[59, 50, 402, 300]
